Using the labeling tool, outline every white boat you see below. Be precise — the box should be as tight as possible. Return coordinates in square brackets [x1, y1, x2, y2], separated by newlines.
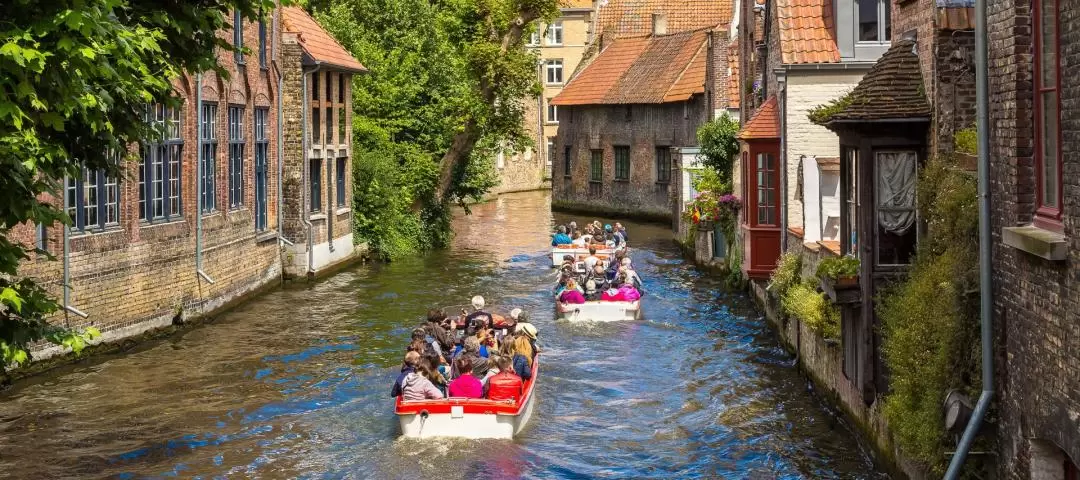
[556, 300, 641, 322]
[550, 245, 616, 267]
[395, 358, 539, 439]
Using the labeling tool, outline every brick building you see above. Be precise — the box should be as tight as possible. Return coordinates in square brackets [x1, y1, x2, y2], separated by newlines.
[988, 0, 1080, 474]
[10, 6, 363, 359]
[280, 7, 365, 277]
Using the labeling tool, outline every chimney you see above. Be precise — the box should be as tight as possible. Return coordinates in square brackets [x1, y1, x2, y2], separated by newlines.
[652, 13, 668, 36]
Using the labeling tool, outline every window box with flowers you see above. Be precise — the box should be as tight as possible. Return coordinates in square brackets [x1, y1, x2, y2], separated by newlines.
[816, 255, 861, 304]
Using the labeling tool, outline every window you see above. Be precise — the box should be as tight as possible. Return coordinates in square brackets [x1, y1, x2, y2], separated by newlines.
[255, 108, 269, 231]
[35, 223, 48, 253]
[843, 147, 858, 255]
[547, 100, 559, 124]
[590, 149, 603, 182]
[326, 71, 332, 101]
[312, 108, 321, 144]
[563, 145, 573, 177]
[338, 74, 346, 103]
[233, 10, 244, 64]
[1035, 0, 1061, 225]
[140, 104, 183, 222]
[529, 30, 540, 46]
[338, 107, 346, 142]
[67, 166, 119, 233]
[857, 0, 890, 42]
[200, 102, 218, 213]
[545, 21, 563, 45]
[310, 158, 322, 212]
[312, 72, 319, 101]
[756, 152, 777, 226]
[326, 107, 334, 145]
[545, 60, 563, 84]
[875, 151, 917, 265]
[614, 146, 630, 181]
[258, 12, 267, 68]
[655, 146, 671, 184]
[547, 138, 555, 167]
[336, 157, 347, 207]
[228, 106, 245, 209]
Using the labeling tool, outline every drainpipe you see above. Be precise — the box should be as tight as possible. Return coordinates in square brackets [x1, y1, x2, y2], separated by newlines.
[777, 71, 788, 251]
[943, 0, 991, 474]
[277, 69, 287, 243]
[61, 180, 89, 320]
[300, 65, 321, 275]
[195, 73, 215, 285]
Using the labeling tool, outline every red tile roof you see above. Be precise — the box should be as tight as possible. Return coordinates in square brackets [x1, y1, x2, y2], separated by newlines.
[738, 96, 780, 139]
[560, 0, 594, 8]
[552, 29, 711, 105]
[597, 0, 732, 37]
[727, 39, 740, 109]
[776, 0, 841, 64]
[282, 7, 366, 73]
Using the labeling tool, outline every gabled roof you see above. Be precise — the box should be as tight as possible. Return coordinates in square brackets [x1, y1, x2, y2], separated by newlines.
[738, 97, 780, 139]
[776, 0, 841, 64]
[282, 7, 366, 73]
[824, 40, 930, 123]
[552, 29, 711, 106]
[597, 0, 732, 37]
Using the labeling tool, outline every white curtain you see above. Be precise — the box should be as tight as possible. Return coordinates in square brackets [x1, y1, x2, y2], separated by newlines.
[876, 151, 917, 234]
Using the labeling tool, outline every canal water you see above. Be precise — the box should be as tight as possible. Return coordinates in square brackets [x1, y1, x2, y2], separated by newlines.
[0, 191, 887, 479]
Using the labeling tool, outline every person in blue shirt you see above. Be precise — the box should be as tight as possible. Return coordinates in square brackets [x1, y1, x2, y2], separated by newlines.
[551, 225, 572, 246]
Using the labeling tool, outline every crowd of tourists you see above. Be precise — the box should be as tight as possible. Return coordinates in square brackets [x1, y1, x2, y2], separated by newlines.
[555, 247, 644, 304]
[551, 220, 629, 249]
[391, 296, 540, 403]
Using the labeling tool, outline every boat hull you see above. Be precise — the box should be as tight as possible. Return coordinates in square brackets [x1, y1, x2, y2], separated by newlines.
[395, 359, 539, 439]
[556, 300, 641, 322]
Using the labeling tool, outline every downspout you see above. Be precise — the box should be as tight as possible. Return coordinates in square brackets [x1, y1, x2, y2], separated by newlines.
[195, 73, 215, 285]
[538, 60, 545, 176]
[777, 72, 787, 251]
[943, 0, 992, 474]
[274, 10, 291, 248]
[62, 180, 88, 320]
[301, 64, 322, 275]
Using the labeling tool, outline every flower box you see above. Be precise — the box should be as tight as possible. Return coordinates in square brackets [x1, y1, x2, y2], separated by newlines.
[820, 276, 861, 304]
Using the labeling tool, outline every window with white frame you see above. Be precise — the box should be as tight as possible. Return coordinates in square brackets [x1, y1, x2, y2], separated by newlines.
[200, 102, 218, 213]
[857, 0, 891, 42]
[545, 59, 563, 84]
[255, 108, 269, 231]
[67, 164, 120, 233]
[227, 105, 245, 209]
[140, 104, 183, 222]
[233, 10, 244, 65]
[547, 138, 555, 166]
[545, 21, 563, 45]
[546, 100, 559, 124]
[528, 29, 540, 46]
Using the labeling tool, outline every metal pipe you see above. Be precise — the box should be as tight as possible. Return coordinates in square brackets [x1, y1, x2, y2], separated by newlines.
[195, 73, 215, 284]
[301, 65, 321, 275]
[277, 66, 285, 240]
[943, 0, 992, 474]
[778, 78, 787, 251]
[62, 175, 74, 323]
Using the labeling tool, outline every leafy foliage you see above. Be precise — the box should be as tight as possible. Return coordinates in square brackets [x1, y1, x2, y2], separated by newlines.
[316, 0, 555, 259]
[781, 278, 840, 340]
[768, 251, 802, 299]
[691, 166, 730, 196]
[954, 126, 978, 155]
[807, 91, 859, 126]
[696, 113, 740, 186]
[878, 154, 981, 472]
[0, 0, 273, 371]
[815, 255, 860, 280]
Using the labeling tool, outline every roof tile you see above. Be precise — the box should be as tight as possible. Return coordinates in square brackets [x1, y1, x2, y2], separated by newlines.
[282, 7, 366, 72]
[727, 39, 740, 109]
[597, 0, 732, 37]
[776, 0, 841, 64]
[738, 96, 780, 139]
[826, 39, 931, 123]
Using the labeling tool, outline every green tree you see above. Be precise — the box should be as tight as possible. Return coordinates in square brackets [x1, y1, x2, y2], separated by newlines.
[696, 113, 740, 188]
[316, 0, 558, 259]
[0, 0, 274, 371]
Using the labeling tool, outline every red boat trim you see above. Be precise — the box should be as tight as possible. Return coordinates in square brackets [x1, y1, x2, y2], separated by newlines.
[395, 356, 539, 416]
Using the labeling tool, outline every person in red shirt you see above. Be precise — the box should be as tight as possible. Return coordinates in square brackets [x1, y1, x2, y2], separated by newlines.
[485, 355, 523, 403]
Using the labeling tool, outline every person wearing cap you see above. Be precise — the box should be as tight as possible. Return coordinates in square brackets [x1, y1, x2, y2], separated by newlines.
[551, 225, 572, 246]
[465, 295, 492, 330]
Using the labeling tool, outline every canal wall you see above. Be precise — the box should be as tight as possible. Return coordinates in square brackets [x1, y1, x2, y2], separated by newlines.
[748, 274, 930, 480]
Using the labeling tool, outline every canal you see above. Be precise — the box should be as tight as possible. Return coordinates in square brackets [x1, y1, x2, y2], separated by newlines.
[0, 191, 886, 479]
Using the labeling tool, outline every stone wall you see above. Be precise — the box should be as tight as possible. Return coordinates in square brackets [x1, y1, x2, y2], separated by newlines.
[989, 0, 1080, 475]
[12, 10, 286, 358]
[552, 99, 709, 219]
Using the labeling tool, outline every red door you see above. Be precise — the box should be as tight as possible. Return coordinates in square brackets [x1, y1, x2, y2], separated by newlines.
[742, 141, 782, 279]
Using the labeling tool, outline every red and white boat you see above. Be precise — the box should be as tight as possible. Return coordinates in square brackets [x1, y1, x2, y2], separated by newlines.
[556, 300, 642, 322]
[395, 358, 539, 439]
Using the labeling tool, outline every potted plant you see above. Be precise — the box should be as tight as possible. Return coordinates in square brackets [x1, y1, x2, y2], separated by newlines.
[816, 255, 861, 303]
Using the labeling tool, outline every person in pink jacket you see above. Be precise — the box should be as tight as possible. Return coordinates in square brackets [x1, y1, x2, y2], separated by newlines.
[448, 356, 483, 398]
[558, 279, 586, 304]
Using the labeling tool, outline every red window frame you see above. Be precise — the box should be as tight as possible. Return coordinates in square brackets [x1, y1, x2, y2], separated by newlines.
[749, 147, 780, 228]
[1033, 0, 1063, 231]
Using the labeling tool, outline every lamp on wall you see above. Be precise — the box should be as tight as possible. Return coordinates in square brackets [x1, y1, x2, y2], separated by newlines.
[944, 389, 974, 433]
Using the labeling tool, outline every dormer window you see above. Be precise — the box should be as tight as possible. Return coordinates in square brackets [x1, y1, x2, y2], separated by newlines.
[836, 0, 891, 61]
[857, 0, 891, 42]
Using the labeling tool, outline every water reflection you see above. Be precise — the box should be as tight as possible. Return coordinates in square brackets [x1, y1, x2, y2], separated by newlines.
[0, 190, 886, 479]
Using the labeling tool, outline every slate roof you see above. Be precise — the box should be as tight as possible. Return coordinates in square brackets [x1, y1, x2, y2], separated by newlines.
[551, 29, 710, 105]
[282, 7, 366, 73]
[738, 96, 780, 139]
[776, 0, 841, 64]
[597, 0, 732, 37]
[825, 40, 930, 123]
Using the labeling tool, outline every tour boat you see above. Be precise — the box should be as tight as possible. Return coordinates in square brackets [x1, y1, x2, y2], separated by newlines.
[555, 300, 642, 322]
[395, 358, 539, 439]
[550, 244, 615, 267]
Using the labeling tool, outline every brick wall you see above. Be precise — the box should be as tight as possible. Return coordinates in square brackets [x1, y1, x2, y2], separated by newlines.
[933, 30, 977, 153]
[989, 0, 1080, 475]
[553, 99, 708, 218]
[13, 9, 285, 354]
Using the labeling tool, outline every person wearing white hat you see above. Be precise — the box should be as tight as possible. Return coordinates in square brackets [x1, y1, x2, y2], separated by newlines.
[465, 295, 492, 330]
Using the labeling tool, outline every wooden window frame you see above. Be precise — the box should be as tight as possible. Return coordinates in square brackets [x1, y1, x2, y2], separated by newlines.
[563, 145, 573, 178]
[589, 149, 603, 182]
[254, 107, 270, 231]
[613, 145, 630, 181]
[336, 157, 347, 208]
[141, 104, 183, 223]
[1034, 0, 1063, 231]
[310, 157, 323, 213]
[227, 105, 245, 209]
[233, 10, 244, 65]
[655, 146, 671, 184]
[748, 149, 779, 227]
[200, 102, 218, 213]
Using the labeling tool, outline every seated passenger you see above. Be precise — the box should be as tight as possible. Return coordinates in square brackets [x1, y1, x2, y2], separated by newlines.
[583, 247, 600, 271]
[567, 221, 579, 236]
[486, 355, 524, 402]
[447, 356, 483, 398]
[465, 295, 492, 330]
[421, 309, 453, 353]
[516, 321, 539, 355]
[512, 335, 534, 380]
[559, 279, 586, 304]
[618, 281, 642, 302]
[400, 353, 444, 401]
[390, 351, 421, 398]
[420, 353, 448, 397]
[479, 354, 502, 387]
[601, 286, 624, 302]
[584, 280, 602, 301]
[510, 311, 539, 354]
[551, 226, 572, 246]
[606, 251, 626, 280]
[570, 231, 586, 247]
[451, 336, 489, 379]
